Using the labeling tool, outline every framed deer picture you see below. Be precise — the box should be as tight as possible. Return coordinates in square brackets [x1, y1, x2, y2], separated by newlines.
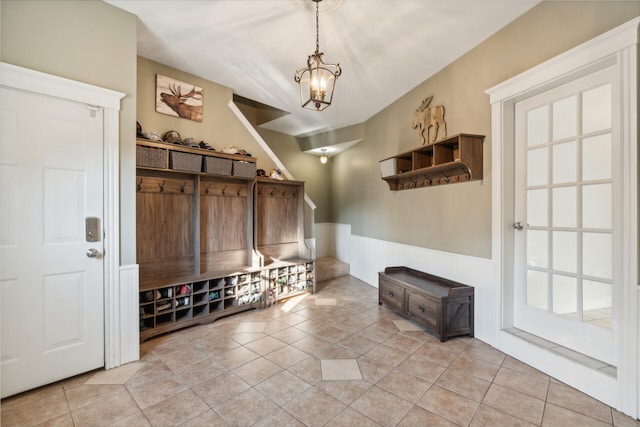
[156, 74, 203, 122]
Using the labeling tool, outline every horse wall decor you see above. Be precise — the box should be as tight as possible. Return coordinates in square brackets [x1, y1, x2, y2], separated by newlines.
[412, 96, 446, 145]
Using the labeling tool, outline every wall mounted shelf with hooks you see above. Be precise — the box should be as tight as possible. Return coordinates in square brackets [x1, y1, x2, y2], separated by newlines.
[379, 133, 484, 190]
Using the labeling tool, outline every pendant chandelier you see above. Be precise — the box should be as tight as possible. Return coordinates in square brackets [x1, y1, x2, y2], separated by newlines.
[294, 0, 341, 111]
[320, 148, 328, 164]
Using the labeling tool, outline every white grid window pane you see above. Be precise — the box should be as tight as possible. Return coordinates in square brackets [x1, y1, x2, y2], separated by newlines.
[583, 280, 612, 330]
[582, 83, 612, 134]
[553, 231, 577, 274]
[527, 229, 548, 268]
[583, 232, 612, 280]
[527, 105, 549, 146]
[527, 147, 548, 187]
[583, 184, 612, 229]
[552, 275, 577, 316]
[553, 96, 577, 141]
[553, 186, 576, 228]
[527, 188, 548, 227]
[583, 280, 612, 311]
[583, 134, 612, 181]
[527, 270, 548, 310]
[552, 141, 576, 184]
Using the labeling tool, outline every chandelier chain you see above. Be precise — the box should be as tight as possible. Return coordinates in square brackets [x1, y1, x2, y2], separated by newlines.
[315, 0, 320, 54]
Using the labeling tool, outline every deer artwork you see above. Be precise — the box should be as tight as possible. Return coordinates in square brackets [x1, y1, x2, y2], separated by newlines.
[412, 96, 446, 145]
[160, 84, 204, 122]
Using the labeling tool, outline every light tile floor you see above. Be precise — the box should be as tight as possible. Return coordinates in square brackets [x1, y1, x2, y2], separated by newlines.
[2, 276, 638, 426]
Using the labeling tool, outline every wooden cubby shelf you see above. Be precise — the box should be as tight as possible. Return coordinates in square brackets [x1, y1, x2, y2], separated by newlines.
[379, 133, 484, 190]
[136, 138, 257, 180]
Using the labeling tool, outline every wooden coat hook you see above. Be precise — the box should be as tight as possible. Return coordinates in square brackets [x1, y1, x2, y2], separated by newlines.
[180, 182, 186, 193]
[137, 178, 142, 192]
[159, 180, 166, 192]
[205, 184, 211, 195]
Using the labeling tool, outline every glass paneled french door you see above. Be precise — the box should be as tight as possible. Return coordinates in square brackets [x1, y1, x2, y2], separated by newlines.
[513, 65, 618, 365]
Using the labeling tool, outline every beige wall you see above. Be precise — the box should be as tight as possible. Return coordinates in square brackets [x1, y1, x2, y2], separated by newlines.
[137, 56, 331, 234]
[331, 1, 639, 259]
[1, 0, 138, 265]
[138, 56, 336, 236]
[137, 57, 278, 175]
[257, 128, 333, 224]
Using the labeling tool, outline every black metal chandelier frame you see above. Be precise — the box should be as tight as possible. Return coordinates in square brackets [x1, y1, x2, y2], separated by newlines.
[294, 0, 341, 111]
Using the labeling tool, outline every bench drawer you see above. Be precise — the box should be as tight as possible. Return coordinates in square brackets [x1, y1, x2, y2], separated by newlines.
[407, 291, 439, 331]
[379, 279, 405, 312]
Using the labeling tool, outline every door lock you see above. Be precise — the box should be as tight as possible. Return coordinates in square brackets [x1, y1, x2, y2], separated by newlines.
[86, 217, 100, 242]
[513, 222, 525, 230]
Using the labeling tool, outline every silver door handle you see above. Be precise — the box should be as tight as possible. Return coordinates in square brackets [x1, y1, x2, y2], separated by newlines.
[86, 248, 100, 258]
[513, 222, 524, 230]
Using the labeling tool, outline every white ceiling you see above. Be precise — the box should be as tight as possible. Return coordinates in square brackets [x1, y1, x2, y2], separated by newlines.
[105, 0, 541, 137]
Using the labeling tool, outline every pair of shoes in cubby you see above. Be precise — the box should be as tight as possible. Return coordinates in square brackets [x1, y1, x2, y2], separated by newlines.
[177, 284, 192, 296]
[156, 301, 172, 312]
[140, 291, 154, 303]
[157, 288, 173, 299]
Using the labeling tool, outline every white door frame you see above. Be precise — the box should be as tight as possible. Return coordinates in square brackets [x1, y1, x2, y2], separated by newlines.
[486, 18, 638, 417]
[0, 62, 126, 370]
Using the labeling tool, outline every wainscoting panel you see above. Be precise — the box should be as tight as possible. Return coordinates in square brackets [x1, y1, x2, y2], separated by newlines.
[315, 223, 495, 344]
[119, 264, 139, 366]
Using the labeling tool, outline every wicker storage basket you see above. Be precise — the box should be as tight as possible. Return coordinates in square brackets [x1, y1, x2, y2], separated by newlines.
[202, 156, 232, 176]
[232, 160, 256, 178]
[170, 151, 202, 172]
[136, 145, 168, 169]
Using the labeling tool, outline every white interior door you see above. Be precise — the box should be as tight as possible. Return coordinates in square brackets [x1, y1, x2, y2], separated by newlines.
[513, 65, 618, 365]
[0, 87, 105, 398]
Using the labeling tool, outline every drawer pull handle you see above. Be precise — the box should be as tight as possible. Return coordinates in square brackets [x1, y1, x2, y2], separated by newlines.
[418, 305, 425, 312]
[388, 291, 394, 297]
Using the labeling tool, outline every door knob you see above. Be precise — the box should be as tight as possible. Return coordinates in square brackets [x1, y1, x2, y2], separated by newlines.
[513, 222, 525, 230]
[86, 248, 100, 258]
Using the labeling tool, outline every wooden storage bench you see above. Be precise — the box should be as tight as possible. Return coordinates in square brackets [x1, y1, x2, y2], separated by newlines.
[379, 266, 474, 341]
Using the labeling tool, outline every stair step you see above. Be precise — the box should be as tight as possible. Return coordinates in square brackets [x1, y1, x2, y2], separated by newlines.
[316, 256, 350, 282]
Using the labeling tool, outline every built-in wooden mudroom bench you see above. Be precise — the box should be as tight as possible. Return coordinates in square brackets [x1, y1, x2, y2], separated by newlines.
[136, 139, 315, 342]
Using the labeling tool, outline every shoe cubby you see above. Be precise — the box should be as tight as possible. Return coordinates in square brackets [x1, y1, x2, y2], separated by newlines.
[265, 260, 315, 306]
[138, 268, 271, 341]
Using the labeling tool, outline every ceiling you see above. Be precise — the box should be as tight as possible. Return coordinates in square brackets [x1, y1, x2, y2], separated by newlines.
[105, 0, 541, 138]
